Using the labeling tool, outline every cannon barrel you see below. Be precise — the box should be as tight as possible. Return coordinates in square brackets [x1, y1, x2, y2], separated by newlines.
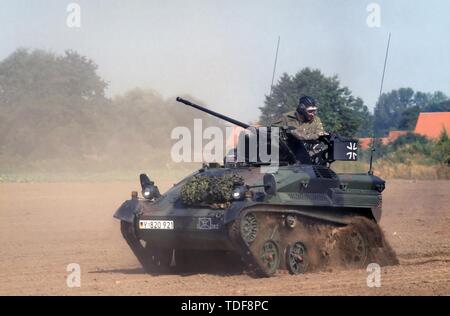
[176, 97, 250, 129]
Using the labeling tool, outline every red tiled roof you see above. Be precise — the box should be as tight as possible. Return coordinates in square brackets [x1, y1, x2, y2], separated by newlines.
[414, 112, 450, 139]
[387, 130, 408, 142]
[359, 130, 408, 150]
[359, 138, 373, 150]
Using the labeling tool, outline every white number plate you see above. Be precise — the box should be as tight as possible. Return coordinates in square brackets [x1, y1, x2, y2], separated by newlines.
[139, 220, 174, 230]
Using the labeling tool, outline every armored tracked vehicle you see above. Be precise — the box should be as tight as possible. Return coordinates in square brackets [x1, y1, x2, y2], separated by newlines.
[114, 97, 397, 277]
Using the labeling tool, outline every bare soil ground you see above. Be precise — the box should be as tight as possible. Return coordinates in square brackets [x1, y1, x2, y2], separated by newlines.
[0, 179, 449, 295]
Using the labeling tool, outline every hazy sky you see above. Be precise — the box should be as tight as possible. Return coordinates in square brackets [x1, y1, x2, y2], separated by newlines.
[1, 0, 449, 122]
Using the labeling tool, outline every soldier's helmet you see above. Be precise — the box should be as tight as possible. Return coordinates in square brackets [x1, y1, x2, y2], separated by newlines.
[297, 96, 318, 121]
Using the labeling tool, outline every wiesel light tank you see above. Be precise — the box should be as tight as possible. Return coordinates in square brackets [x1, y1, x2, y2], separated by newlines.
[114, 97, 397, 277]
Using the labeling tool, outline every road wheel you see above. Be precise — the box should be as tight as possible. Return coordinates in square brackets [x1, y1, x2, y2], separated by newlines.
[286, 241, 309, 275]
[335, 226, 369, 268]
[256, 240, 281, 277]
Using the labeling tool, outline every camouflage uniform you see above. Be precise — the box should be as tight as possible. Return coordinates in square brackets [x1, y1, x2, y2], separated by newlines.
[273, 111, 326, 140]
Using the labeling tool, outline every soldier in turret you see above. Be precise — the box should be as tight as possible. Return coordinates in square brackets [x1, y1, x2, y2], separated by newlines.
[273, 95, 327, 140]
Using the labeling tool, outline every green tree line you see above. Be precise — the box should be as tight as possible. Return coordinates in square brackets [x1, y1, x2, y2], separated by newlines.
[1, 48, 448, 173]
[0, 49, 223, 172]
[373, 88, 449, 136]
[259, 70, 449, 137]
[259, 68, 372, 137]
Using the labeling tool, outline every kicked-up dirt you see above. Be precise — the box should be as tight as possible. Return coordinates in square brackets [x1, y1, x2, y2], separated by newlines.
[0, 179, 449, 295]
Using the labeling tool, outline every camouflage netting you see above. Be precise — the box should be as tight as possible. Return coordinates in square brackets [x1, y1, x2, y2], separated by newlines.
[180, 174, 245, 206]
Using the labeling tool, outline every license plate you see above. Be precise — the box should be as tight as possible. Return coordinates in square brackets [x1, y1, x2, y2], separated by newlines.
[139, 220, 174, 230]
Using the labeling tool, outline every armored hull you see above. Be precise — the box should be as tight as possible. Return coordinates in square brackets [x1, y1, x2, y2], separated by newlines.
[114, 164, 396, 277]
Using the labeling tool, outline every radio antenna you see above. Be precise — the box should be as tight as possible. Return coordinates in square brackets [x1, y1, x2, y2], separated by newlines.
[269, 36, 281, 97]
[369, 32, 391, 175]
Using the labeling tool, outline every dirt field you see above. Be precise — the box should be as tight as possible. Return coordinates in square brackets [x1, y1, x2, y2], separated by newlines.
[0, 179, 449, 296]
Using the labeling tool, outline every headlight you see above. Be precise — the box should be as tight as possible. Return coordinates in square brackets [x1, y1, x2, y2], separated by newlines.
[232, 186, 247, 201]
[375, 183, 385, 193]
[142, 185, 159, 200]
